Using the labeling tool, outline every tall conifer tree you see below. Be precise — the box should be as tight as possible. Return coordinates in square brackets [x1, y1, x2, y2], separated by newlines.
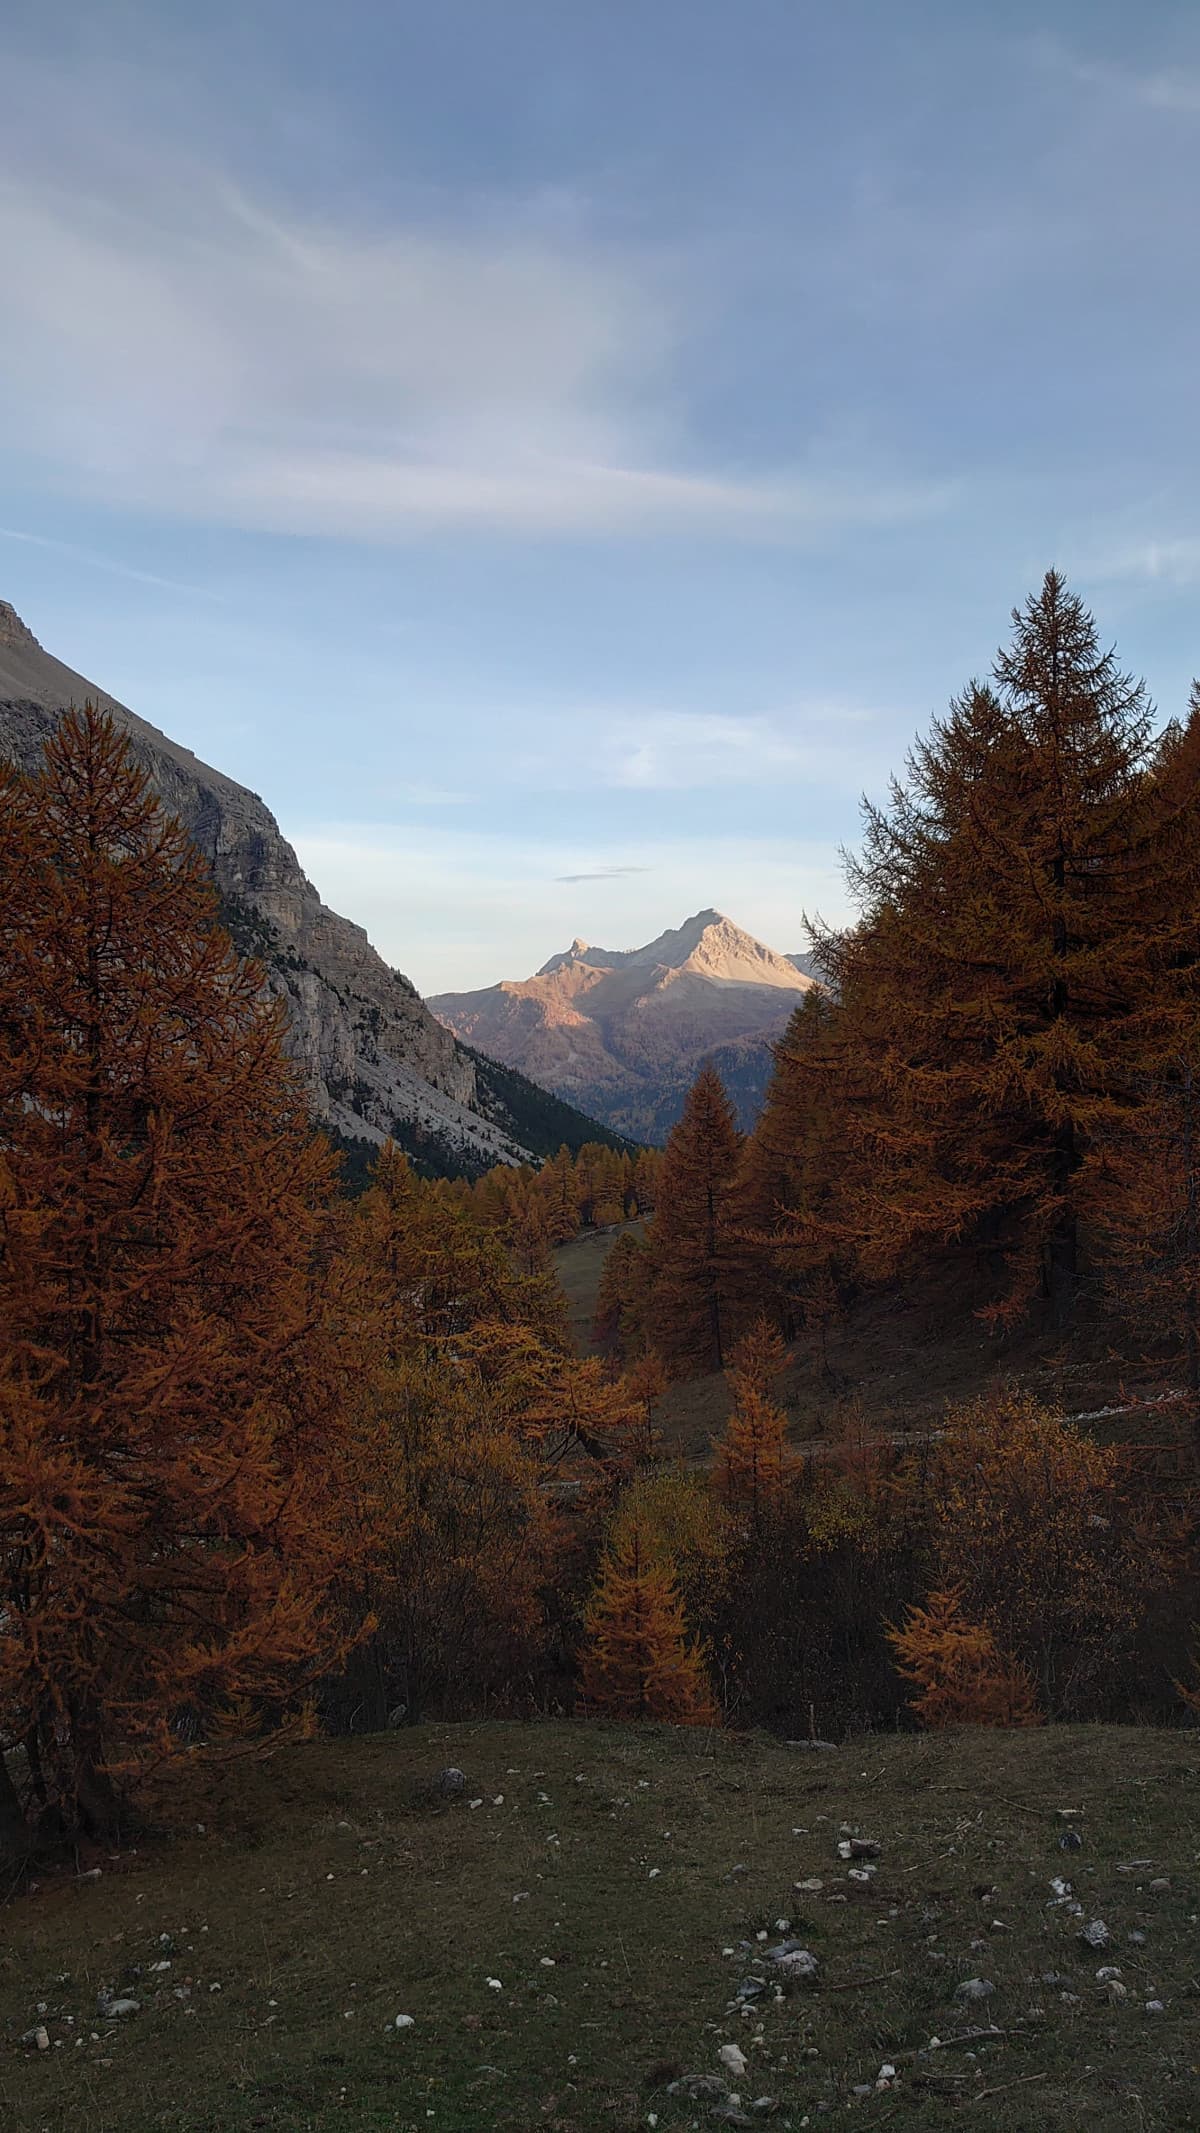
[0, 710, 349, 1841]
[651, 1065, 746, 1373]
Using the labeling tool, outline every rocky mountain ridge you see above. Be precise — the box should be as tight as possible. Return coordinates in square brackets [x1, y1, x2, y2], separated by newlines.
[0, 600, 617, 1176]
[431, 909, 817, 1141]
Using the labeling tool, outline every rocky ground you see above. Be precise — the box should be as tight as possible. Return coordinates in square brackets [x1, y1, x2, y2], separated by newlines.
[2, 1721, 1198, 2131]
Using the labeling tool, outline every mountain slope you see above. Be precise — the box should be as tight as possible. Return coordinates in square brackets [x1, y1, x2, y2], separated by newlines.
[431, 909, 816, 1140]
[0, 600, 621, 1178]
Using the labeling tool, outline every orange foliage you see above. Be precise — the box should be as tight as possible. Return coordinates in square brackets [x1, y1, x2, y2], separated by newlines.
[0, 710, 351, 1836]
[580, 1521, 717, 1725]
[924, 1391, 1143, 1712]
[651, 1066, 750, 1375]
[889, 1588, 1041, 1727]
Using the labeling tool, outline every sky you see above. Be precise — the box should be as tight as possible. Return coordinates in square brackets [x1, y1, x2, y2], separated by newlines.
[4, 2, 1200, 992]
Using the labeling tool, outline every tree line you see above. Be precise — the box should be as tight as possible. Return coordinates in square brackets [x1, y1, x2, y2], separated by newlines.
[599, 574, 1200, 1417]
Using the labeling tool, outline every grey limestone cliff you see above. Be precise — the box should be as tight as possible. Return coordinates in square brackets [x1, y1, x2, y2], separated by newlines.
[0, 600, 527, 1171]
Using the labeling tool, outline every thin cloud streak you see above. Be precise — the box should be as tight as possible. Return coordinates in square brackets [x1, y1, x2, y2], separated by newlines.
[554, 864, 653, 882]
[0, 70, 952, 544]
[0, 525, 211, 599]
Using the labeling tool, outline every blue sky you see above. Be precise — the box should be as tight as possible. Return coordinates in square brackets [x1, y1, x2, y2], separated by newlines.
[4, 1, 1200, 991]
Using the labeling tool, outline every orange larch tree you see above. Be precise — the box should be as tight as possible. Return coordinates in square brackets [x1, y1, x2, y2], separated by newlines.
[580, 1520, 716, 1724]
[650, 1065, 748, 1374]
[888, 1587, 1041, 1728]
[715, 1316, 796, 1529]
[0, 709, 351, 1846]
[785, 573, 1200, 1330]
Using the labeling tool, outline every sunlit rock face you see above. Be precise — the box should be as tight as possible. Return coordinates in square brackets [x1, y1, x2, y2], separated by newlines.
[0, 601, 527, 1172]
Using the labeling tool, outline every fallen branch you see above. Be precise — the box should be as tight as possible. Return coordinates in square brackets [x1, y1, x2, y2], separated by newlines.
[970, 2072, 1049, 2106]
[928, 2025, 1008, 2050]
[825, 1968, 903, 1993]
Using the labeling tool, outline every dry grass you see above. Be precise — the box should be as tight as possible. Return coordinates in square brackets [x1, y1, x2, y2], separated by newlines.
[3, 1720, 1199, 2132]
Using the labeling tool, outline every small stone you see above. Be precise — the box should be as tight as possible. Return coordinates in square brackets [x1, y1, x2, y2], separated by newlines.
[1149, 1878, 1170, 1893]
[1127, 1930, 1147, 1946]
[434, 1767, 466, 1799]
[1099, 1978, 1127, 2002]
[667, 2073, 731, 2102]
[1145, 1999, 1165, 2015]
[954, 1978, 995, 2002]
[1059, 1830, 1083, 1851]
[776, 1949, 820, 1987]
[1095, 1966, 1123, 1983]
[105, 1999, 141, 2019]
[1080, 1919, 1111, 1950]
[22, 2026, 50, 2051]
[718, 2042, 749, 2078]
[485, 1977, 502, 1991]
[735, 1978, 766, 2001]
[793, 1878, 824, 1894]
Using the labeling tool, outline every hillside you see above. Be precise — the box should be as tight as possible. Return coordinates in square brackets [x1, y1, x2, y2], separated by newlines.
[431, 911, 816, 1141]
[3, 1720, 1195, 2133]
[0, 601, 617, 1179]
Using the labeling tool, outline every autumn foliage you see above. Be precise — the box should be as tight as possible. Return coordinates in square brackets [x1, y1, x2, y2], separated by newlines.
[14, 566, 1200, 1849]
[888, 1588, 1041, 1728]
[580, 1521, 716, 1725]
[0, 710, 349, 1839]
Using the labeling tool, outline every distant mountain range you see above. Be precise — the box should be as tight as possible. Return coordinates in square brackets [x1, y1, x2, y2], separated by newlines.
[0, 601, 629, 1180]
[431, 910, 819, 1142]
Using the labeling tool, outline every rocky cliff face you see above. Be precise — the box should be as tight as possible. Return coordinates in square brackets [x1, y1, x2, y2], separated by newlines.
[431, 909, 817, 1141]
[0, 600, 530, 1173]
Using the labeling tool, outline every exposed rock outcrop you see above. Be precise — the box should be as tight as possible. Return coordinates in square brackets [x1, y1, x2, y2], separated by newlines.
[0, 600, 532, 1172]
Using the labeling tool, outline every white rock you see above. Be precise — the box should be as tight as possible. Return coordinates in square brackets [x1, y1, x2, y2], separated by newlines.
[719, 2042, 749, 2078]
[486, 1977, 503, 1991]
[393, 2014, 415, 2030]
[1145, 1999, 1165, 2015]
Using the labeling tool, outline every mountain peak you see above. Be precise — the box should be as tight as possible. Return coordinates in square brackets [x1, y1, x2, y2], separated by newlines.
[0, 601, 39, 652]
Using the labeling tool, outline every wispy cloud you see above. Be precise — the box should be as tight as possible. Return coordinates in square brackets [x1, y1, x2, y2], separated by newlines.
[600, 707, 878, 792]
[0, 62, 949, 544]
[1033, 38, 1200, 116]
[554, 864, 653, 882]
[0, 525, 210, 598]
[1077, 536, 1200, 589]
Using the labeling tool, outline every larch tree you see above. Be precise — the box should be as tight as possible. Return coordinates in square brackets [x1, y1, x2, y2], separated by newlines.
[651, 1065, 747, 1374]
[795, 573, 1200, 1328]
[580, 1520, 716, 1725]
[715, 1316, 795, 1529]
[0, 709, 350, 1848]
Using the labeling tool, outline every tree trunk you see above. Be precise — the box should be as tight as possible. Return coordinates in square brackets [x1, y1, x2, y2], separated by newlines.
[67, 1701, 122, 1842]
[0, 1753, 30, 1868]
